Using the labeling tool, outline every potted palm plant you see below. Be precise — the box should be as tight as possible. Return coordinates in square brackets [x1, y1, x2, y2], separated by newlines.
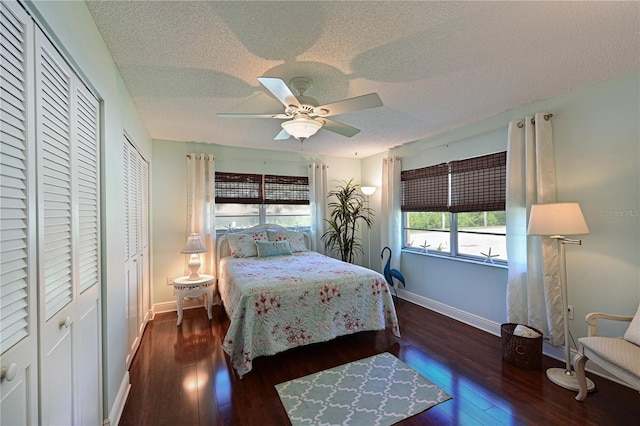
[322, 179, 374, 263]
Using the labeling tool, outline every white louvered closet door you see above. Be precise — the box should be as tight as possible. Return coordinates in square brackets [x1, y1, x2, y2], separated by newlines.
[124, 137, 139, 365]
[139, 158, 150, 335]
[0, 1, 38, 424]
[35, 26, 101, 425]
[124, 136, 149, 366]
[72, 77, 101, 426]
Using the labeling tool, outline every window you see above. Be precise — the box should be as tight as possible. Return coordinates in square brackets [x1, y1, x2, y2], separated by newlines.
[215, 172, 311, 230]
[402, 152, 507, 263]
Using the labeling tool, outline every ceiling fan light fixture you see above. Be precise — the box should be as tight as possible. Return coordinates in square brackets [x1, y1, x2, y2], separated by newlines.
[281, 116, 322, 140]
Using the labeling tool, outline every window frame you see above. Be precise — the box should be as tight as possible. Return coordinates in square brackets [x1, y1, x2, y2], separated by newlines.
[404, 211, 507, 266]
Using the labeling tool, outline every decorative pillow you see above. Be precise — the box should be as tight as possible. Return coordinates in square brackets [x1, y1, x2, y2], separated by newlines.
[255, 240, 293, 258]
[226, 232, 266, 258]
[623, 305, 640, 346]
[267, 230, 307, 252]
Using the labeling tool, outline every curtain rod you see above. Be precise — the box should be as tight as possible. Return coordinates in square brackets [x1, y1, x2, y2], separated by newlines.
[397, 112, 554, 159]
[186, 153, 313, 167]
[185, 153, 214, 159]
[517, 113, 553, 128]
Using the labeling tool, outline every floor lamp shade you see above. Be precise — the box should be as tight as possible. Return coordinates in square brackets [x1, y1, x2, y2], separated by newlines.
[527, 202, 589, 237]
[181, 233, 207, 280]
[527, 202, 594, 392]
[360, 186, 376, 196]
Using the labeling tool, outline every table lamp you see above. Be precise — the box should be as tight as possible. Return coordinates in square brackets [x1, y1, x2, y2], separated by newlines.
[181, 233, 207, 280]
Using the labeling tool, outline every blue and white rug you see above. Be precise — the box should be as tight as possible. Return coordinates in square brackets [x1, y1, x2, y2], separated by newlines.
[275, 352, 451, 426]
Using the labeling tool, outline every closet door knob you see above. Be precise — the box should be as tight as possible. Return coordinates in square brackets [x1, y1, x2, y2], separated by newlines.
[1, 364, 17, 382]
[59, 316, 71, 328]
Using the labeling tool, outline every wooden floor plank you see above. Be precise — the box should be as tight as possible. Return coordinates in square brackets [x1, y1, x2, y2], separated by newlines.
[121, 299, 640, 425]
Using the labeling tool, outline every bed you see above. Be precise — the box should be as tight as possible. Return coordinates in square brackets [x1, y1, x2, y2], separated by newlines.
[216, 224, 400, 377]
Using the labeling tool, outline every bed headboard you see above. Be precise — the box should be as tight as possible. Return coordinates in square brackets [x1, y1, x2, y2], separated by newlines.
[215, 224, 312, 273]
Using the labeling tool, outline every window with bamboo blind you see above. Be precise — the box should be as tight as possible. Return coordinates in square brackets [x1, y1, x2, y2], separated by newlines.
[214, 172, 311, 230]
[401, 151, 507, 263]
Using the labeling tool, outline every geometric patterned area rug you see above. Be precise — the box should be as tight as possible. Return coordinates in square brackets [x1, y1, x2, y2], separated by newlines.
[275, 352, 452, 426]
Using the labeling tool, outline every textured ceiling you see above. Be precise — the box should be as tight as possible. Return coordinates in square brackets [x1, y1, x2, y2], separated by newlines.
[85, 1, 639, 158]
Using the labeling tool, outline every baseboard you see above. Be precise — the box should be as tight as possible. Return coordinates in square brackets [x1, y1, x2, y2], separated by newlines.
[104, 371, 131, 426]
[396, 288, 502, 336]
[396, 289, 634, 391]
[144, 309, 154, 322]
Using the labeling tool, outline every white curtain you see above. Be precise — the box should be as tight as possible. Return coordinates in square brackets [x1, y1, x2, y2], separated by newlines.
[185, 153, 216, 276]
[506, 113, 563, 345]
[381, 156, 402, 270]
[308, 162, 329, 254]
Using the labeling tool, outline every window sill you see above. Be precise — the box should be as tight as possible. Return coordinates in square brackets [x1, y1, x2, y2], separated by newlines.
[401, 248, 508, 269]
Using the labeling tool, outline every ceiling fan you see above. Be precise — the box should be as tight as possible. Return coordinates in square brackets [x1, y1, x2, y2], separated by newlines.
[218, 77, 383, 142]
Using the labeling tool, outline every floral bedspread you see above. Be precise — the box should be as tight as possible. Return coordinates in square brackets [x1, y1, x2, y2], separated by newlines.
[219, 251, 400, 377]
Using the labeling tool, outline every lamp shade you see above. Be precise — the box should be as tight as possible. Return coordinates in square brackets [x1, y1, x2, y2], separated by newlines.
[360, 186, 376, 196]
[180, 233, 207, 254]
[527, 202, 589, 236]
[281, 116, 322, 140]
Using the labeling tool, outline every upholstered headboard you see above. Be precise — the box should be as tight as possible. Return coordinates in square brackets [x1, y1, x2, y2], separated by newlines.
[215, 224, 311, 274]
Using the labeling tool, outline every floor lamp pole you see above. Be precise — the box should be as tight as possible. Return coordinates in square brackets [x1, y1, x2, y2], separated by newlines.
[366, 195, 371, 269]
[546, 237, 595, 392]
[559, 238, 571, 372]
[360, 186, 376, 269]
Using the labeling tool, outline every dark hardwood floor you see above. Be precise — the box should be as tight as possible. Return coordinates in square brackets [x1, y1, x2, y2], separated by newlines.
[120, 299, 639, 425]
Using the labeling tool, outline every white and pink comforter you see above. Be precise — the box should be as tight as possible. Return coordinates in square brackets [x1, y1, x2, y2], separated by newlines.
[219, 251, 400, 377]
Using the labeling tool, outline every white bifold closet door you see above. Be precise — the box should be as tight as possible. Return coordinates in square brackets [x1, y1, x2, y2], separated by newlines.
[1, 2, 102, 423]
[124, 136, 149, 367]
[34, 21, 102, 426]
[0, 1, 38, 424]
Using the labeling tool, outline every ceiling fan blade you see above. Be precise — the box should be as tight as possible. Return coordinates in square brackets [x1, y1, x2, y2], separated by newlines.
[274, 128, 291, 140]
[320, 118, 361, 138]
[314, 93, 383, 117]
[217, 112, 288, 119]
[257, 77, 301, 109]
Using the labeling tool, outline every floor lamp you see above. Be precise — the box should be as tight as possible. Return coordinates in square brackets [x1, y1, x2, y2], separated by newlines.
[361, 186, 376, 269]
[527, 202, 595, 392]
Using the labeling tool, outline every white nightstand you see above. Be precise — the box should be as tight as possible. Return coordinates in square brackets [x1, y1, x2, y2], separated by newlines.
[173, 274, 215, 326]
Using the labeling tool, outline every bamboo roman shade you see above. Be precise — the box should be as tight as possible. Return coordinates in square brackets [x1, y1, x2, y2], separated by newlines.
[215, 172, 310, 204]
[449, 151, 506, 212]
[215, 172, 262, 203]
[401, 163, 448, 212]
[400, 151, 506, 213]
[264, 174, 309, 205]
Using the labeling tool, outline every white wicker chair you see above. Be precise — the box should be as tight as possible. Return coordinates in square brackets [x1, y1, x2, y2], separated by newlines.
[573, 310, 640, 401]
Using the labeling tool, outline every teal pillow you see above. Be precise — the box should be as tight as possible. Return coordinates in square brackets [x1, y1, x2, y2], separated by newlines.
[255, 240, 293, 258]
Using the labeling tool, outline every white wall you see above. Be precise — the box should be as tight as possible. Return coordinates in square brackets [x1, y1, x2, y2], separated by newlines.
[151, 140, 363, 306]
[362, 71, 640, 339]
[27, 0, 152, 421]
